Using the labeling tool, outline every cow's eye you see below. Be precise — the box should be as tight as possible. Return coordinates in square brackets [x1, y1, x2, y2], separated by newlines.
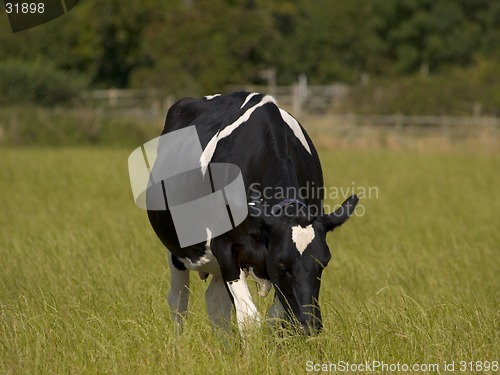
[277, 261, 287, 271]
[277, 261, 294, 278]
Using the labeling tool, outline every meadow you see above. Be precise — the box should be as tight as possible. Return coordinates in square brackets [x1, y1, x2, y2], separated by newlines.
[0, 146, 498, 374]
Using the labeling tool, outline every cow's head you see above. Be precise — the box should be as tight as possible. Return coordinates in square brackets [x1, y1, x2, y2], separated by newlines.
[259, 195, 358, 335]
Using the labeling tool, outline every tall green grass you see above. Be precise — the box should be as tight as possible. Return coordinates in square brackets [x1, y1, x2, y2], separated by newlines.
[0, 148, 498, 374]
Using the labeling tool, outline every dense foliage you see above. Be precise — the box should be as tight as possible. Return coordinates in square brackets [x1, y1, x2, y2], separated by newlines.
[0, 0, 499, 109]
[0, 59, 86, 105]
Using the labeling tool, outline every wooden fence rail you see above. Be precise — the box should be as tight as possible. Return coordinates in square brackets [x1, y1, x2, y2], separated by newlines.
[80, 89, 175, 114]
[80, 88, 499, 131]
[306, 114, 500, 128]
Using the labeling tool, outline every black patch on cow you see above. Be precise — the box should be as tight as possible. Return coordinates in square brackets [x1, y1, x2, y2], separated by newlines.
[171, 254, 187, 271]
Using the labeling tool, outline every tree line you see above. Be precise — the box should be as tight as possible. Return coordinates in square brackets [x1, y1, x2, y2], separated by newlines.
[1, 0, 499, 101]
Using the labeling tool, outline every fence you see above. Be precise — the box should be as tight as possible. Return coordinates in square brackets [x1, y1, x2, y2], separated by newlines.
[81, 83, 347, 117]
[225, 83, 349, 117]
[79, 87, 499, 150]
[80, 89, 175, 116]
[304, 114, 500, 128]
[303, 114, 499, 151]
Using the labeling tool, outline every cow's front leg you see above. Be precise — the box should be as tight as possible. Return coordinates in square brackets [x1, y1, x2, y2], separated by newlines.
[211, 238, 260, 338]
[267, 294, 285, 327]
[227, 268, 260, 334]
[167, 253, 190, 333]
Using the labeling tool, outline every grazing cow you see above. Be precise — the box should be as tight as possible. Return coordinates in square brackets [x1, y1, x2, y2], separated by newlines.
[147, 92, 358, 337]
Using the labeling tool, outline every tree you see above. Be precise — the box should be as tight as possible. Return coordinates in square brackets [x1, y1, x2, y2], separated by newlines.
[369, 0, 498, 75]
[0, 0, 498, 92]
[272, 0, 373, 84]
[75, 0, 159, 87]
[131, 0, 277, 95]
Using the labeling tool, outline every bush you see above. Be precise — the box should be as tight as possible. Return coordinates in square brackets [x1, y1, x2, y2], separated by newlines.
[0, 105, 162, 147]
[334, 57, 500, 116]
[0, 59, 87, 106]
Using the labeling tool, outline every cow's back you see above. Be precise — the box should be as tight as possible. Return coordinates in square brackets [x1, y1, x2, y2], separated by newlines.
[148, 92, 324, 257]
[163, 92, 322, 196]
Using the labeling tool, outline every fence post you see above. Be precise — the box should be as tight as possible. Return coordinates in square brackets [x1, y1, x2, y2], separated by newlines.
[292, 83, 300, 118]
[292, 74, 308, 118]
[109, 88, 118, 107]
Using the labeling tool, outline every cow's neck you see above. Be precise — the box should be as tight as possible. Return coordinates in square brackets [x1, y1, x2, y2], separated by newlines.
[271, 198, 307, 215]
[255, 157, 302, 204]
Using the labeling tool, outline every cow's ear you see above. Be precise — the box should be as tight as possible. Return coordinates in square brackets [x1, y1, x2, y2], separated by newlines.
[320, 195, 359, 232]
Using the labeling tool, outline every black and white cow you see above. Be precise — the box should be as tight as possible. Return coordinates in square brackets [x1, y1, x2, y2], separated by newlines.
[147, 92, 358, 337]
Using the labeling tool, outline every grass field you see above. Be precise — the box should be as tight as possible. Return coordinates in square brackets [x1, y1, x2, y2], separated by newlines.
[0, 147, 498, 374]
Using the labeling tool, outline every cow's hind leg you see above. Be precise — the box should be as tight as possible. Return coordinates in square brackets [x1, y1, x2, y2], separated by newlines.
[167, 253, 190, 333]
[205, 274, 232, 332]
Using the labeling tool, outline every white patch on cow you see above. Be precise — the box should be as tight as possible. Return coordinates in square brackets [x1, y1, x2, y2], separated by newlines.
[227, 269, 260, 335]
[240, 92, 259, 109]
[177, 227, 220, 274]
[205, 227, 212, 250]
[200, 95, 277, 173]
[278, 108, 312, 154]
[205, 94, 221, 100]
[178, 249, 221, 275]
[196, 228, 214, 280]
[291, 224, 315, 254]
[248, 267, 272, 298]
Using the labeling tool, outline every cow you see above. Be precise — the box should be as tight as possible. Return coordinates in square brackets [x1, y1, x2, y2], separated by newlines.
[146, 92, 358, 338]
